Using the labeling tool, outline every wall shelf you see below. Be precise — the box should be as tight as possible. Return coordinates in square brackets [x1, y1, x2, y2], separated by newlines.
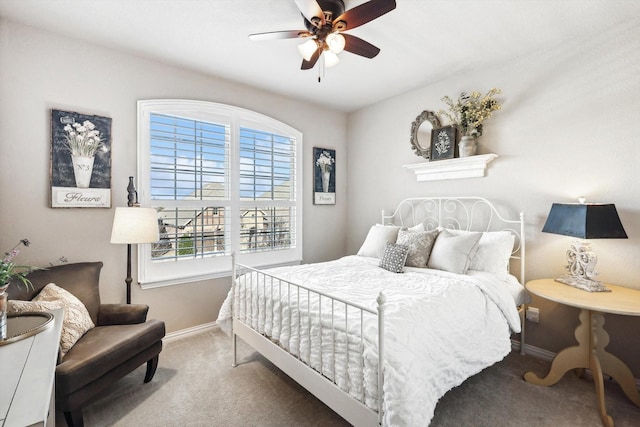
[403, 153, 498, 182]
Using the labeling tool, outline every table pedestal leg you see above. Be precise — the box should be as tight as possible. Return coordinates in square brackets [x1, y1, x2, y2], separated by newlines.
[524, 309, 640, 427]
[590, 348, 613, 427]
[524, 309, 591, 386]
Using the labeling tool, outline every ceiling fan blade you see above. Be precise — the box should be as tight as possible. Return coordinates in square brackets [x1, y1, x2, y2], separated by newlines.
[301, 47, 322, 70]
[249, 30, 311, 41]
[334, 0, 396, 31]
[342, 33, 380, 58]
[294, 0, 325, 27]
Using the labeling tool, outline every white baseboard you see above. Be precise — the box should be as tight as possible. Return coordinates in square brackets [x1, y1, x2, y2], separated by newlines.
[164, 321, 218, 343]
[511, 339, 555, 361]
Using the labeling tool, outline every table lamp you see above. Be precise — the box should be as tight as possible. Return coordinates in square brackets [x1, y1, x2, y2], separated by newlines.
[542, 200, 627, 292]
[110, 177, 159, 303]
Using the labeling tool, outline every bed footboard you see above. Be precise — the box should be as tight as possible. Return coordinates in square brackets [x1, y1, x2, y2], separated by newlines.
[230, 254, 385, 426]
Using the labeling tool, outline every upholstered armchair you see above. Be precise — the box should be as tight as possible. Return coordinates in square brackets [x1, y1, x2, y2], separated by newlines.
[7, 262, 166, 427]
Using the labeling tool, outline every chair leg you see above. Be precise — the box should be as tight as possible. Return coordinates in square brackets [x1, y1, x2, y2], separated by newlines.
[64, 409, 84, 427]
[144, 355, 159, 383]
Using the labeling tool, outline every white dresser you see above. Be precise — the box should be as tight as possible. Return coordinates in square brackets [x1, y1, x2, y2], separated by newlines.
[0, 308, 63, 427]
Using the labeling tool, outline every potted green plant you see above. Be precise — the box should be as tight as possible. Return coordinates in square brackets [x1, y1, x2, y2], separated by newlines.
[1, 239, 36, 340]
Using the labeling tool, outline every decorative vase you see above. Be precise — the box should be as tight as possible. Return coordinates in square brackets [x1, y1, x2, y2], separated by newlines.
[71, 155, 95, 188]
[459, 135, 478, 157]
[0, 284, 8, 341]
[322, 170, 330, 193]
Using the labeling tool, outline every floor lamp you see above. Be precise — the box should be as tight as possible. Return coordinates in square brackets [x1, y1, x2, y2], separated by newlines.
[110, 179, 159, 303]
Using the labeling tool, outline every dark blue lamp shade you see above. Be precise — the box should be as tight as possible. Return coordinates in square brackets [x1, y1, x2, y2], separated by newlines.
[542, 203, 627, 239]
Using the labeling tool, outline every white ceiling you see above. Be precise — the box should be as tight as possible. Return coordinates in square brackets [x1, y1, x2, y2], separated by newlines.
[1, 0, 638, 112]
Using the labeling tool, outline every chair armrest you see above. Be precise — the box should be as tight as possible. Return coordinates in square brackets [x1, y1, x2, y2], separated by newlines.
[97, 304, 149, 325]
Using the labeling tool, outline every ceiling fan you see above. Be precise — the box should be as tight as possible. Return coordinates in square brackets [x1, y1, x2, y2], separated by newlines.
[249, 0, 396, 74]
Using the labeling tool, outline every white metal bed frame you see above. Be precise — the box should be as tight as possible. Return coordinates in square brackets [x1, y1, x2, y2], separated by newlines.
[230, 197, 525, 426]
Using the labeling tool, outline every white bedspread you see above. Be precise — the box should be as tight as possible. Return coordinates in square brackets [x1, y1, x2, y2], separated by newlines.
[217, 255, 521, 426]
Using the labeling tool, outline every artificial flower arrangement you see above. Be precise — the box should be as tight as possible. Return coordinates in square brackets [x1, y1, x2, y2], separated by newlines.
[438, 88, 502, 137]
[1, 239, 36, 289]
[63, 120, 104, 157]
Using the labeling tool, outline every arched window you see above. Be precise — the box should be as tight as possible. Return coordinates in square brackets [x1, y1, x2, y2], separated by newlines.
[137, 100, 303, 287]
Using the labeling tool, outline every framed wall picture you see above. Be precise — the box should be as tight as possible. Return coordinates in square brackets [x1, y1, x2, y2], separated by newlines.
[429, 126, 458, 161]
[50, 109, 112, 208]
[313, 147, 335, 205]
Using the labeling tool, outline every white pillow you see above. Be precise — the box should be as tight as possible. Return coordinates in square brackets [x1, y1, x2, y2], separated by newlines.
[427, 229, 482, 274]
[473, 231, 515, 278]
[357, 224, 401, 258]
[449, 230, 515, 278]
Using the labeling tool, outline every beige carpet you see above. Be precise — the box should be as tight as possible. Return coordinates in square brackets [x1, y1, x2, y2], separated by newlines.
[63, 328, 640, 426]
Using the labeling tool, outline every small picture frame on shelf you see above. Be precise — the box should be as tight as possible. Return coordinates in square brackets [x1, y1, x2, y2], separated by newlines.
[429, 126, 457, 161]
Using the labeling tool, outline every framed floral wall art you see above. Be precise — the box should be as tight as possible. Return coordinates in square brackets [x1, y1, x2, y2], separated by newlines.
[313, 147, 335, 205]
[50, 109, 112, 208]
[429, 126, 458, 161]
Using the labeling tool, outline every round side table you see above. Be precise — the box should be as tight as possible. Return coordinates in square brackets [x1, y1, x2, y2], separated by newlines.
[524, 279, 640, 427]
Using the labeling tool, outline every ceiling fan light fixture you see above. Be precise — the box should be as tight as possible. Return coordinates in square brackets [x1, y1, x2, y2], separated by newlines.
[323, 50, 340, 67]
[250, 0, 397, 74]
[298, 39, 318, 61]
[326, 32, 346, 54]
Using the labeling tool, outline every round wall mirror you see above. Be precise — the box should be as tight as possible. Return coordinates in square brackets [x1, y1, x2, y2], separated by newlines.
[410, 110, 441, 159]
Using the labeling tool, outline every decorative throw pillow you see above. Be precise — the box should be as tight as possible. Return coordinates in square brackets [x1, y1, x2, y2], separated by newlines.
[357, 224, 401, 258]
[379, 242, 410, 273]
[396, 229, 439, 268]
[427, 229, 482, 274]
[449, 230, 515, 278]
[8, 283, 95, 358]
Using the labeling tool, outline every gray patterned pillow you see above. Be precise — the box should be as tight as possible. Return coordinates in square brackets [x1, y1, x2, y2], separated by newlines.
[396, 229, 439, 268]
[379, 242, 409, 273]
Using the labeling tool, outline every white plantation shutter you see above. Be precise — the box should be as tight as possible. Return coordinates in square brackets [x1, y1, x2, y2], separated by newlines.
[238, 127, 297, 254]
[149, 113, 231, 262]
[149, 113, 229, 201]
[137, 100, 302, 287]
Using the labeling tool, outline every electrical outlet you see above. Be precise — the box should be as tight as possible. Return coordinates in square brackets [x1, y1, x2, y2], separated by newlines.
[526, 307, 540, 323]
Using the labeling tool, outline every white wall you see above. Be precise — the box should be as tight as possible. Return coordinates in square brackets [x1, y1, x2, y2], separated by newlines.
[0, 19, 348, 333]
[347, 17, 640, 374]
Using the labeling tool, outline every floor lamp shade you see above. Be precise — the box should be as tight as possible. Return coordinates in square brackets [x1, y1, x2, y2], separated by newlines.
[110, 207, 158, 304]
[110, 207, 159, 244]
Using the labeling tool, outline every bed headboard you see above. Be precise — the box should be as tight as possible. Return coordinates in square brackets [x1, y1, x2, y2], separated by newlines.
[381, 197, 525, 283]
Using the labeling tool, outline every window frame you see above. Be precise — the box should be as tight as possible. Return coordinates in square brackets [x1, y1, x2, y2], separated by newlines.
[137, 99, 303, 287]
